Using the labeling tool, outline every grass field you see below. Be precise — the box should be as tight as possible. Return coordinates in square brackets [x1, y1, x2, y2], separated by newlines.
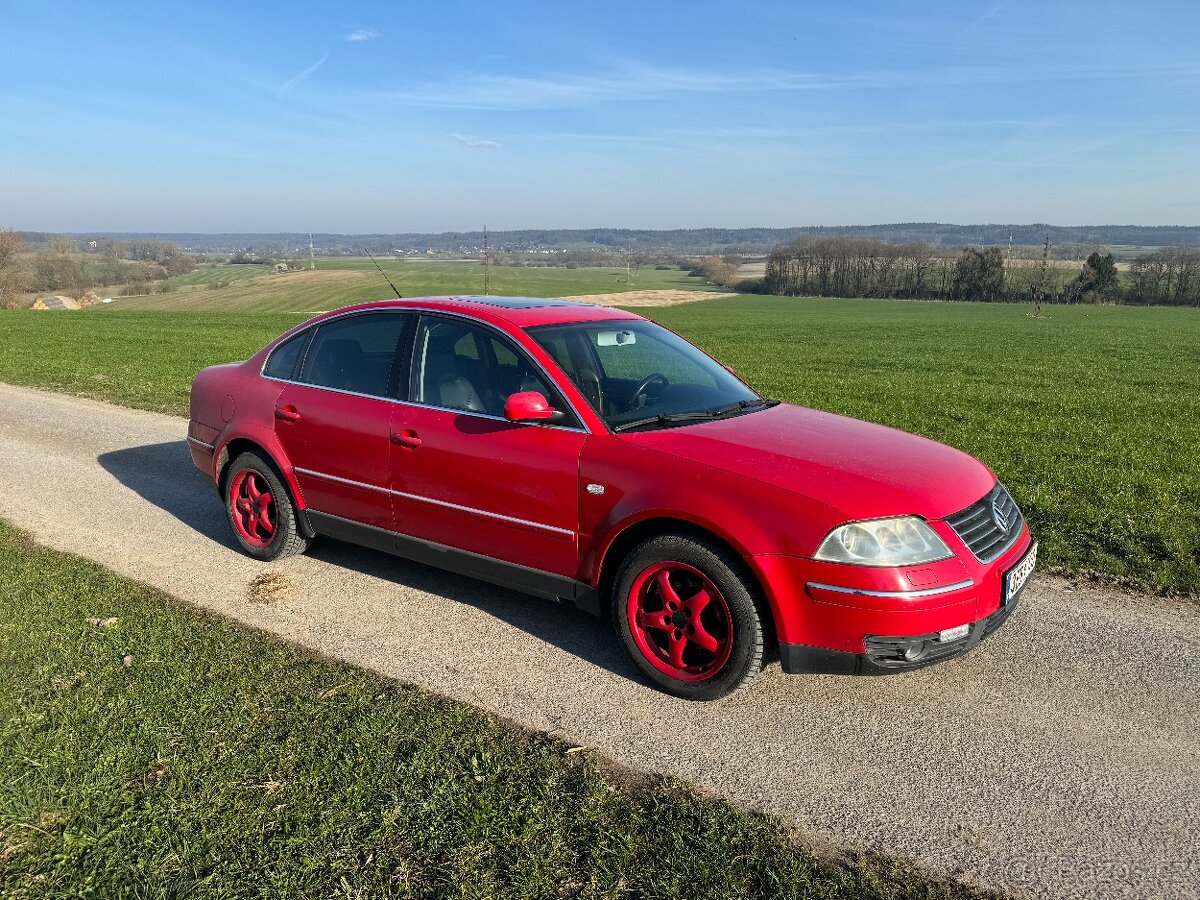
[0, 520, 982, 899]
[163, 263, 273, 286]
[109, 260, 712, 313]
[1, 296, 1197, 595]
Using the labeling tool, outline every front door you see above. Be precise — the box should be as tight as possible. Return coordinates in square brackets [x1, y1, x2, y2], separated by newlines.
[389, 315, 587, 578]
[273, 311, 411, 530]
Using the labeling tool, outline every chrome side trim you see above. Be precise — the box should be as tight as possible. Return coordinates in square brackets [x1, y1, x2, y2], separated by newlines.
[257, 306, 592, 434]
[187, 436, 215, 451]
[390, 489, 575, 537]
[293, 466, 390, 496]
[292, 466, 575, 538]
[806, 579, 974, 600]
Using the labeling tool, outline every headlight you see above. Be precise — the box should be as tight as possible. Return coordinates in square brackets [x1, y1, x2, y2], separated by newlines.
[814, 516, 953, 566]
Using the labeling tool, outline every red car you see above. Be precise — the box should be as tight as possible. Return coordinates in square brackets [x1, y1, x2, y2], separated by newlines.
[189, 297, 1036, 699]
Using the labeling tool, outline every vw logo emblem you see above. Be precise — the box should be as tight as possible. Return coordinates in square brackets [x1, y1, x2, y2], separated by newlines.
[991, 495, 1010, 533]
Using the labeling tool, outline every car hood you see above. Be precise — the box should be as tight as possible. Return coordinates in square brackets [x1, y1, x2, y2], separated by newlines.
[619, 402, 995, 521]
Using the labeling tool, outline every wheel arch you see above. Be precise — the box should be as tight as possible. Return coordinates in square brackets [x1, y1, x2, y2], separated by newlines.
[594, 514, 779, 650]
[215, 433, 315, 539]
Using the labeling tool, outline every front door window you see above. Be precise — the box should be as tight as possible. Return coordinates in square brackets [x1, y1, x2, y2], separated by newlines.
[410, 316, 573, 425]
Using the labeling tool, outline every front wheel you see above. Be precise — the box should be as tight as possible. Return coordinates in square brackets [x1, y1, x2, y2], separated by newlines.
[613, 533, 767, 700]
[224, 451, 311, 561]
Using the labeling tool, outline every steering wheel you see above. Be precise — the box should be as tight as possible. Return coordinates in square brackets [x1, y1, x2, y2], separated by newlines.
[630, 372, 669, 409]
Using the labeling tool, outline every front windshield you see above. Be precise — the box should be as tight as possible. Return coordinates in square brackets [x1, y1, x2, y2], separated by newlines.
[527, 320, 765, 432]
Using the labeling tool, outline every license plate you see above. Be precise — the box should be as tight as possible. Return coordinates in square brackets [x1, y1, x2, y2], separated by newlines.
[1003, 541, 1038, 605]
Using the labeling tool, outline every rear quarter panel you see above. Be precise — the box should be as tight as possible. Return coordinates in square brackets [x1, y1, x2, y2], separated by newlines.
[190, 358, 306, 508]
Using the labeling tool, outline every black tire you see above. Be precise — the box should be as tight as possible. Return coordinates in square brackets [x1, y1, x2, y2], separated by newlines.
[612, 532, 767, 700]
[223, 451, 311, 561]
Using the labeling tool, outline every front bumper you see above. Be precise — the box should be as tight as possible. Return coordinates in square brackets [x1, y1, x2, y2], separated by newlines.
[752, 523, 1034, 675]
[779, 593, 1020, 674]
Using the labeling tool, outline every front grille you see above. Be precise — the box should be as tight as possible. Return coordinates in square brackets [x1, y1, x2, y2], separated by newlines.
[945, 482, 1024, 563]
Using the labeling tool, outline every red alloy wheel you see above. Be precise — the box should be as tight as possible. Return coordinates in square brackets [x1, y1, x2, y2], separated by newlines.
[229, 468, 277, 548]
[626, 561, 733, 682]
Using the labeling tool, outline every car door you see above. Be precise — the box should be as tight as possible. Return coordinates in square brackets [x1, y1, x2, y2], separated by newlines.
[389, 314, 587, 578]
[271, 311, 412, 530]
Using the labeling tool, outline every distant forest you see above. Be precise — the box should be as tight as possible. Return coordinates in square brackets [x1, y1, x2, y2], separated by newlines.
[19, 224, 1200, 257]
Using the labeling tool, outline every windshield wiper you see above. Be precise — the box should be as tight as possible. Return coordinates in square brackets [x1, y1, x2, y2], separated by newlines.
[613, 399, 777, 433]
[710, 397, 776, 418]
[613, 410, 722, 433]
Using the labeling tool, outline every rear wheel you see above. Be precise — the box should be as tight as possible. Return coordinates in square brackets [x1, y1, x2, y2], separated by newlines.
[224, 451, 310, 561]
[613, 532, 766, 700]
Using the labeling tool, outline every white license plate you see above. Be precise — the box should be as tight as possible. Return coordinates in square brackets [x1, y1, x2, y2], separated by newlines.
[1004, 541, 1038, 605]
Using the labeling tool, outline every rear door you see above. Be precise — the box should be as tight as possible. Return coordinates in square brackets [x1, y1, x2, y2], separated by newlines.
[389, 314, 587, 578]
[271, 311, 412, 530]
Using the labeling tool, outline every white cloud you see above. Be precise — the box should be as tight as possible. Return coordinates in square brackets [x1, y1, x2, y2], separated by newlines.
[379, 60, 1200, 111]
[450, 133, 501, 150]
[344, 29, 379, 42]
[278, 52, 328, 97]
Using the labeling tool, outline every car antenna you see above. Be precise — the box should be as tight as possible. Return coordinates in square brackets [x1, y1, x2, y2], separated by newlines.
[365, 249, 403, 299]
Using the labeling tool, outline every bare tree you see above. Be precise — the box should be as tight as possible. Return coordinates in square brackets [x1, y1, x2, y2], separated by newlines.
[698, 255, 740, 287]
[1127, 248, 1200, 306]
[1031, 237, 1051, 317]
[34, 236, 87, 294]
[0, 229, 29, 307]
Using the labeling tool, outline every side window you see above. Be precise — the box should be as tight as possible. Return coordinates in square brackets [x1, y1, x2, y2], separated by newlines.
[532, 331, 574, 377]
[298, 313, 408, 397]
[263, 330, 311, 380]
[483, 332, 552, 399]
[412, 317, 576, 425]
[531, 327, 601, 412]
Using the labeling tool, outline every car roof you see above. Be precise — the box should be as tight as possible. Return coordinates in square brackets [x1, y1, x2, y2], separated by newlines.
[313, 296, 645, 329]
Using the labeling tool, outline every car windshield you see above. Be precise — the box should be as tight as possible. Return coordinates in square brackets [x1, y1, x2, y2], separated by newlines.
[526, 319, 767, 432]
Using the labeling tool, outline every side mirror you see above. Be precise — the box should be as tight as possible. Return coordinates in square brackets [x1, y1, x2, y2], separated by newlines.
[504, 391, 563, 424]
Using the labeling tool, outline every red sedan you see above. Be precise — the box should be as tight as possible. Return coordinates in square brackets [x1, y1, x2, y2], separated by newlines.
[188, 297, 1036, 699]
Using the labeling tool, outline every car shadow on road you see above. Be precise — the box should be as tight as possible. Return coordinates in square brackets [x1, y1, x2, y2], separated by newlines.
[305, 537, 640, 682]
[97, 439, 243, 551]
[96, 440, 644, 685]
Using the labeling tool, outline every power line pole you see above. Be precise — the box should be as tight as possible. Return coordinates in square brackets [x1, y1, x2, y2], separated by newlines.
[309, 233, 315, 270]
[482, 226, 492, 296]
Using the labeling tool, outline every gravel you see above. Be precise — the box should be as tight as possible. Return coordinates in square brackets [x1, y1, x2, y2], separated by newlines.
[1, 381, 1196, 900]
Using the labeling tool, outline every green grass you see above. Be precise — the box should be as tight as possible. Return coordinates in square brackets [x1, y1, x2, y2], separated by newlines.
[0, 521, 983, 899]
[109, 261, 712, 312]
[165, 263, 273, 286]
[0, 312, 307, 413]
[0, 296, 1196, 594]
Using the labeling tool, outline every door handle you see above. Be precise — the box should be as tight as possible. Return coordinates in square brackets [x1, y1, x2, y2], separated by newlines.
[391, 429, 422, 448]
[275, 405, 301, 423]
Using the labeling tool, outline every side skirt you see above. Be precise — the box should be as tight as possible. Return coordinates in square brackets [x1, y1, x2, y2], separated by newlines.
[305, 510, 601, 614]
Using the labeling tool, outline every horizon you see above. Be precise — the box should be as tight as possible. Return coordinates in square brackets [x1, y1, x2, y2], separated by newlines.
[3, 1, 1198, 231]
[23, 221, 1200, 238]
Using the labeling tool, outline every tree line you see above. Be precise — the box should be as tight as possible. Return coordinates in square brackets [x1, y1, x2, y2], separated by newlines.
[0, 232, 199, 305]
[759, 236, 1199, 306]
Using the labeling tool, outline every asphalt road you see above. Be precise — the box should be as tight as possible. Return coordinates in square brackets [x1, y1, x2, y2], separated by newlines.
[1, 382, 1196, 899]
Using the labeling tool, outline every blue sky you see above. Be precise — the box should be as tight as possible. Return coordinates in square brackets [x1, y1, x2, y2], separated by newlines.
[1, 0, 1197, 231]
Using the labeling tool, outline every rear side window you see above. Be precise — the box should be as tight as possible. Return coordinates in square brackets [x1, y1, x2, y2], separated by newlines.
[298, 313, 409, 397]
[263, 330, 311, 380]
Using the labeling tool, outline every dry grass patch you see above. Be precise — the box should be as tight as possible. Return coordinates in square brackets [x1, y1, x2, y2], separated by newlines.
[563, 289, 738, 307]
[247, 572, 295, 604]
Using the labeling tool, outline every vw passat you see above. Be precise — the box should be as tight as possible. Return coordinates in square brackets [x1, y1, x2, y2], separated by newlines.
[188, 297, 1035, 700]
